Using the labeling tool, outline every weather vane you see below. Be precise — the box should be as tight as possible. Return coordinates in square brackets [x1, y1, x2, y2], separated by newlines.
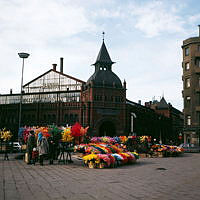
[102, 31, 105, 41]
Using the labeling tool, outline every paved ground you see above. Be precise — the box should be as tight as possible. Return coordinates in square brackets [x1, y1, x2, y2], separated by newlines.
[0, 153, 200, 200]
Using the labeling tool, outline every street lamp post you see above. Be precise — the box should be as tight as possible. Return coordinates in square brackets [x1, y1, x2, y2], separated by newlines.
[18, 52, 29, 133]
[159, 116, 162, 144]
[131, 112, 137, 135]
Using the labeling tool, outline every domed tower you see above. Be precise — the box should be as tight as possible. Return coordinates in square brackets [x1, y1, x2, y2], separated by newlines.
[81, 38, 126, 136]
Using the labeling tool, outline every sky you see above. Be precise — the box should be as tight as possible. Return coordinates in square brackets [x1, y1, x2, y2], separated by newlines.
[1, 0, 200, 111]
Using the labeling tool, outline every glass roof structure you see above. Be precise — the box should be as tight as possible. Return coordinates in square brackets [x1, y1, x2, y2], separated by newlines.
[0, 70, 85, 104]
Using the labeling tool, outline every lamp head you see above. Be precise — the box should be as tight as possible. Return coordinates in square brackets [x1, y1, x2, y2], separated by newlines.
[18, 52, 30, 59]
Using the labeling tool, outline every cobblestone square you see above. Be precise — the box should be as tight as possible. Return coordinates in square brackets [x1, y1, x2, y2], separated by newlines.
[1, 153, 200, 200]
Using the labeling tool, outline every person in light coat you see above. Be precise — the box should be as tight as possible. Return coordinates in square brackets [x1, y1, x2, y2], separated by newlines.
[37, 132, 49, 166]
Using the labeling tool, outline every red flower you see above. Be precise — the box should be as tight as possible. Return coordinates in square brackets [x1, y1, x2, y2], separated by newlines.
[71, 122, 82, 137]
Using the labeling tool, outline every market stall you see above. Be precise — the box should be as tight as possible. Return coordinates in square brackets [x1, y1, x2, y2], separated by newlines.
[151, 144, 184, 157]
[74, 143, 139, 168]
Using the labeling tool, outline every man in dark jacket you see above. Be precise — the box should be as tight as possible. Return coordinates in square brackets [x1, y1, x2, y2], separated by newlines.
[4, 142, 10, 160]
[26, 130, 36, 164]
[48, 135, 55, 164]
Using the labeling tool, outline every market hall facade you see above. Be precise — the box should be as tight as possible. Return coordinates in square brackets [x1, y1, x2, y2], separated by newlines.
[0, 40, 183, 143]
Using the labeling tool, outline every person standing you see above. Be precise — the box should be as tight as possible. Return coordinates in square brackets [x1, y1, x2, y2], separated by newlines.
[26, 130, 36, 164]
[37, 132, 49, 166]
[4, 141, 10, 160]
[47, 135, 55, 165]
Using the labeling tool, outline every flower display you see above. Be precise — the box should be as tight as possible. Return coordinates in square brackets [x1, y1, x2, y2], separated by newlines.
[132, 152, 139, 159]
[61, 127, 74, 142]
[80, 126, 89, 136]
[90, 137, 101, 143]
[18, 127, 25, 138]
[119, 136, 128, 143]
[90, 136, 129, 144]
[76, 143, 139, 169]
[22, 128, 31, 143]
[139, 136, 151, 143]
[71, 122, 89, 137]
[151, 144, 184, 156]
[19, 122, 88, 144]
[0, 128, 12, 141]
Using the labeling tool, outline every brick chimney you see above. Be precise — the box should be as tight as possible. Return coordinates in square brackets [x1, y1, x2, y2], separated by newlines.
[198, 25, 200, 37]
[52, 64, 57, 71]
[60, 57, 63, 73]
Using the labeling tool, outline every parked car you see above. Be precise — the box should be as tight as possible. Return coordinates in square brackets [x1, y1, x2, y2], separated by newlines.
[179, 143, 200, 153]
[12, 142, 22, 152]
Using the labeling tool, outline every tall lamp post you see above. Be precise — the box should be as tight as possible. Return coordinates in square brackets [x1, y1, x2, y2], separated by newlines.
[131, 112, 137, 136]
[18, 52, 29, 133]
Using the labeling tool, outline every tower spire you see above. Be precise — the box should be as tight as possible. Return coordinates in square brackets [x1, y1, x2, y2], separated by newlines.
[92, 35, 115, 66]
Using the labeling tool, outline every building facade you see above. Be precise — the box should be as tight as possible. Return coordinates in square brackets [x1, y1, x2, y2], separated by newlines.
[182, 26, 200, 145]
[81, 40, 126, 136]
[145, 97, 183, 144]
[0, 39, 183, 142]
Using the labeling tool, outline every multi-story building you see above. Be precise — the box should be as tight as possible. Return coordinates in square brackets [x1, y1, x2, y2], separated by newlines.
[182, 26, 200, 144]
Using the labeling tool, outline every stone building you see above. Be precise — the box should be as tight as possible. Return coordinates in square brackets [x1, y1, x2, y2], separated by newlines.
[145, 97, 183, 144]
[182, 26, 200, 144]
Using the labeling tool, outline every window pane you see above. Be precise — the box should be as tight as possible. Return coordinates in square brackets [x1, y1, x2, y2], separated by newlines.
[185, 47, 189, 56]
[186, 78, 190, 88]
[187, 115, 191, 125]
[185, 62, 190, 70]
[197, 59, 200, 67]
[186, 96, 191, 100]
